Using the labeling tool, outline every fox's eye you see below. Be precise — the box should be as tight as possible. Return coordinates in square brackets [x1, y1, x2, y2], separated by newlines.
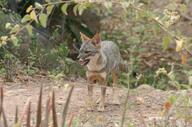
[84, 51, 91, 54]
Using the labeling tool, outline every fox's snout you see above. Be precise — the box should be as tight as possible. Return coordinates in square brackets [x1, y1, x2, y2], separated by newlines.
[77, 52, 87, 60]
[77, 54, 81, 59]
[77, 53, 85, 62]
[77, 52, 84, 59]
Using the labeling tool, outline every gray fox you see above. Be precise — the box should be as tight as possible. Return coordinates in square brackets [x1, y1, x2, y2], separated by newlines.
[77, 32, 127, 111]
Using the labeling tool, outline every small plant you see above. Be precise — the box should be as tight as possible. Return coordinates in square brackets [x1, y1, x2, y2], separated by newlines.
[0, 84, 75, 127]
[155, 92, 192, 126]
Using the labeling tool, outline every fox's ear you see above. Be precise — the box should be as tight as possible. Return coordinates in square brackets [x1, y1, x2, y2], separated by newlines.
[80, 32, 91, 42]
[92, 32, 101, 46]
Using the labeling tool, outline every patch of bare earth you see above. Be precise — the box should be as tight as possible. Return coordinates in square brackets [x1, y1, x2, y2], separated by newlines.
[0, 76, 192, 127]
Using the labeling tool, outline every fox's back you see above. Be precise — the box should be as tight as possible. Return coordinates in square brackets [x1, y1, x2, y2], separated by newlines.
[100, 41, 121, 73]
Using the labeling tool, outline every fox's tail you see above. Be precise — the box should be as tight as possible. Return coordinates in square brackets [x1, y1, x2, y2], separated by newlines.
[119, 60, 128, 73]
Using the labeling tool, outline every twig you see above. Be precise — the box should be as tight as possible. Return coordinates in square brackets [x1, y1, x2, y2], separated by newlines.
[42, 97, 51, 127]
[52, 90, 58, 127]
[14, 106, 18, 124]
[0, 87, 3, 117]
[180, 12, 192, 21]
[26, 101, 31, 127]
[120, 73, 130, 127]
[60, 85, 74, 127]
[67, 113, 76, 127]
[36, 85, 43, 127]
[2, 107, 8, 127]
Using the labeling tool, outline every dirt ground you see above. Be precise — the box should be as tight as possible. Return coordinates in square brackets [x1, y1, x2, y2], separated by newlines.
[0, 76, 192, 127]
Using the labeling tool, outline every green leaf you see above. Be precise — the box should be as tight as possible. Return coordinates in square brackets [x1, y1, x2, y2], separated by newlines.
[168, 95, 177, 104]
[0, 36, 8, 47]
[5, 23, 11, 29]
[0, 41, 7, 47]
[26, 24, 33, 36]
[45, 0, 50, 2]
[78, 3, 86, 15]
[10, 24, 20, 34]
[30, 10, 38, 23]
[35, 2, 43, 9]
[39, 13, 48, 28]
[61, 3, 69, 15]
[0, 36, 8, 41]
[176, 38, 184, 52]
[73, 4, 79, 16]
[26, 5, 33, 13]
[179, 4, 187, 14]
[47, 5, 54, 15]
[162, 36, 171, 50]
[10, 35, 19, 47]
[21, 14, 31, 23]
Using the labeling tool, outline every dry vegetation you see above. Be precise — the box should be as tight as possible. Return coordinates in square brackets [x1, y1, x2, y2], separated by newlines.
[0, 77, 192, 127]
[0, 0, 192, 127]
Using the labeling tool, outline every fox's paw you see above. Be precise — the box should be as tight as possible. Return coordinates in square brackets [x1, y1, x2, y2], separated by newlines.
[87, 105, 94, 111]
[97, 104, 105, 112]
[86, 98, 95, 111]
[112, 97, 120, 105]
[96, 97, 100, 104]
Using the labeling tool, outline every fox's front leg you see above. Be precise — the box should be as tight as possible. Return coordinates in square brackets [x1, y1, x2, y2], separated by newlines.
[87, 84, 94, 111]
[98, 84, 106, 112]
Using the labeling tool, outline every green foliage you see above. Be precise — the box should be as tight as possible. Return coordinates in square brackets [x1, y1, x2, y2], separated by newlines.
[19, 1, 92, 29]
[23, 32, 85, 77]
[21, 15, 31, 23]
[0, 0, 93, 79]
[39, 13, 48, 28]
[3, 50, 19, 81]
[61, 3, 69, 15]
[0, 3, 91, 77]
[0, 0, 192, 90]
[162, 36, 172, 50]
[26, 24, 33, 36]
[47, 5, 54, 15]
[0, 0, 7, 7]
[98, 0, 192, 90]
[73, 2, 92, 15]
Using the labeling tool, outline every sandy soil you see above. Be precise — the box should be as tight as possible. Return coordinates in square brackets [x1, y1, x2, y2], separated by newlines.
[0, 76, 192, 127]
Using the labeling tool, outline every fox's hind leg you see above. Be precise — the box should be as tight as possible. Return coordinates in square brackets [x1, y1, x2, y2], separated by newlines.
[112, 71, 120, 105]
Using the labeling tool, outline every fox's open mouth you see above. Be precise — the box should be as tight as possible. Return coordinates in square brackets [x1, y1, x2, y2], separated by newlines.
[79, 58, 90, 66]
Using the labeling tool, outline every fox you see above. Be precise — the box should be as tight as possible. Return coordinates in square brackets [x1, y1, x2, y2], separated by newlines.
[77, 32, 127, 111]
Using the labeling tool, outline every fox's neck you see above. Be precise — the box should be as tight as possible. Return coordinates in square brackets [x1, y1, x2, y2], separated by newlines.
[87, 51, 107, 72]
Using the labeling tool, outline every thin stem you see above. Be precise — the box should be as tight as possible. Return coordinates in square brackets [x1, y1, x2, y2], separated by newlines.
[120, 73, 130, 127]
[41, 1, 72, 7]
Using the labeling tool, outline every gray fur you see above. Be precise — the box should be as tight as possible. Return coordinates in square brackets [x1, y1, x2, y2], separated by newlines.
[78, 40, 122, 74]
[100, 41, 122, 73]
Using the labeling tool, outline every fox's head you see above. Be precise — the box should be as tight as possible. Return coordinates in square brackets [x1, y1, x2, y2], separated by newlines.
[77, 32, 101, 66]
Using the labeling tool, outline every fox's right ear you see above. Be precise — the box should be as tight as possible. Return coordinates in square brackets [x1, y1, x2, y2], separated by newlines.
[80, 32, 91, 42]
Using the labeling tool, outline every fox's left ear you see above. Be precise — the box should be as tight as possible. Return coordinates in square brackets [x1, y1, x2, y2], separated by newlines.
[92, 32, 101, 46]
[80, 32, 91, 42]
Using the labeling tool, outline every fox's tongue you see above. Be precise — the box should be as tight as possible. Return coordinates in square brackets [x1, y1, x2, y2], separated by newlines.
[79, 59, 90, 66]
[79, 60, 85, 65]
